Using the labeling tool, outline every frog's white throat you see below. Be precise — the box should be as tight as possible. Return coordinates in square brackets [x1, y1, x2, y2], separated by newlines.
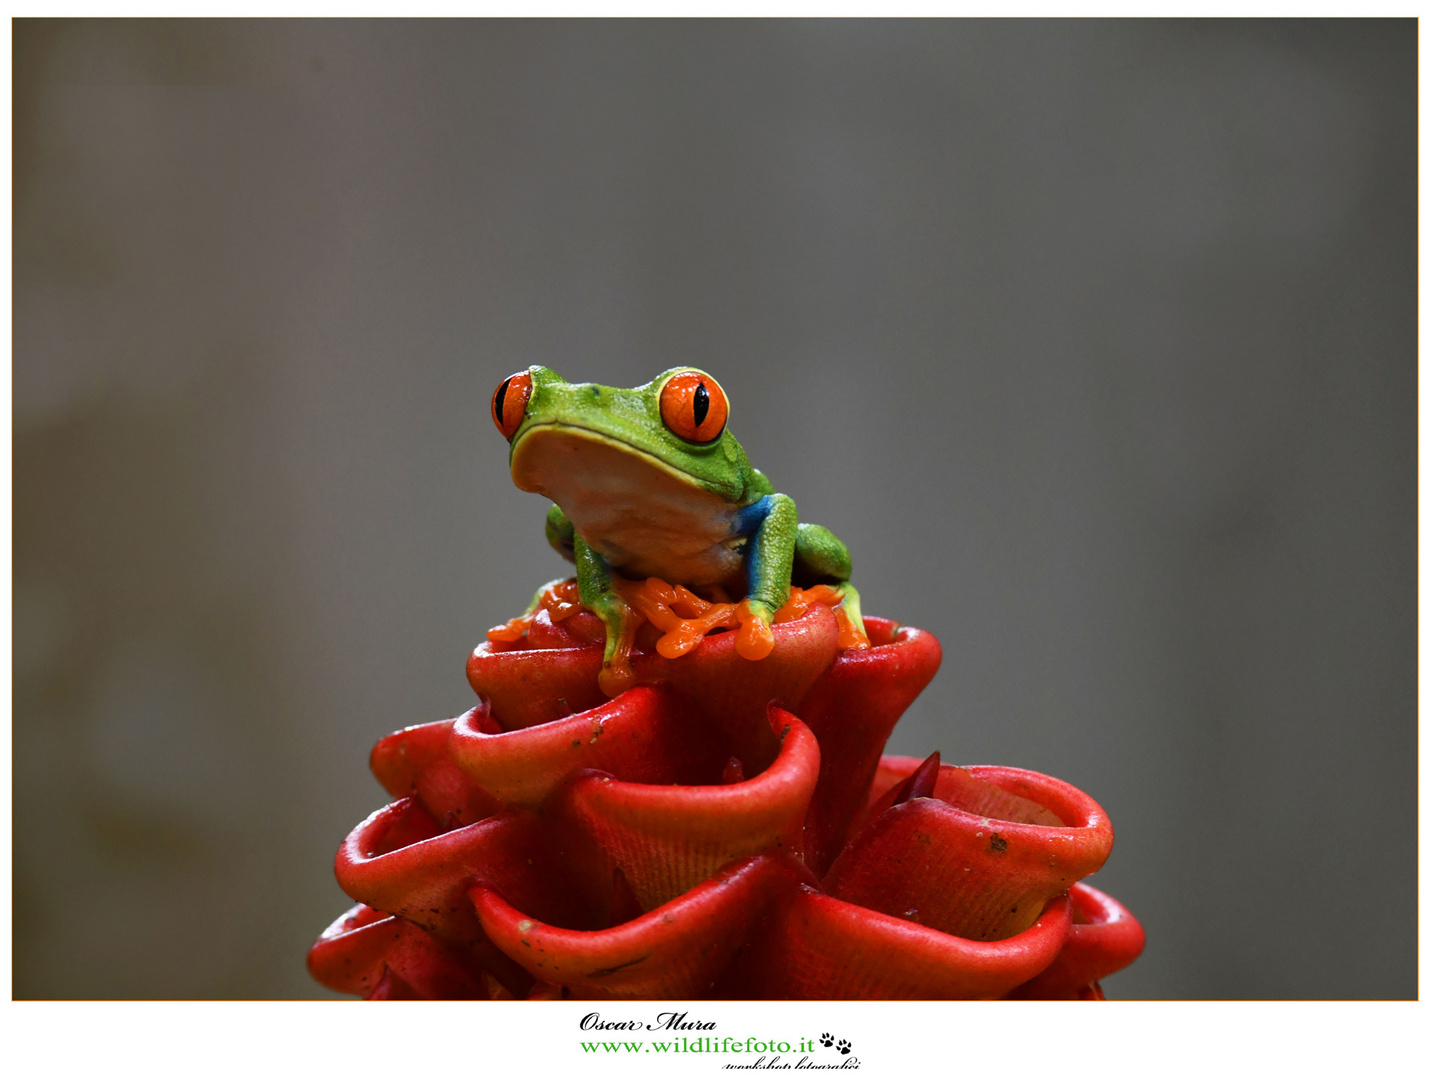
[510, 424, 744, 587]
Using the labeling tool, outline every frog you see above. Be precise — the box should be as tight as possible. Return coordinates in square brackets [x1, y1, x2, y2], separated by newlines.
[490, 366, 866, 689]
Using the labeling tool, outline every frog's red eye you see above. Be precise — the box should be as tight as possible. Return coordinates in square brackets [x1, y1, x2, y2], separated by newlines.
[659, 371, 728, 443]
[492, 370, 532, 440]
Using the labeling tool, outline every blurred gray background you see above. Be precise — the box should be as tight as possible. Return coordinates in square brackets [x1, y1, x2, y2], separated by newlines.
[13, 19, 1415, 999]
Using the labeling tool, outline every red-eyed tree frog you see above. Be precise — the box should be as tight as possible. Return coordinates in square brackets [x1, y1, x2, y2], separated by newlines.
[491, 367, 866, 685]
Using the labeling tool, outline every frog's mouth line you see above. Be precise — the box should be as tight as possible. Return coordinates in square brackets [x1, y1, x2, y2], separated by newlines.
[510, 422, 733, 498]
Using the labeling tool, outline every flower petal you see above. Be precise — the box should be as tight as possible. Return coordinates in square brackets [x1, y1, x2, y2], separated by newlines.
[824, 765, 1112, 941]
[306, 902, 494, 1000]
[369, 714, 504, 827]
[1008, 882, 1147, 999]
[793, 619, 943, 875]
[553, 705, 821, 910]
[448, 686, 729, 809]
[740, 888, 1072, 999]
[471, 855, 803, 999]
[334, 797, 589, 993]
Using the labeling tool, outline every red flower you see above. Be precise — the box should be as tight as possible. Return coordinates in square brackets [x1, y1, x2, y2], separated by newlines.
[308, 598, 1144, 999]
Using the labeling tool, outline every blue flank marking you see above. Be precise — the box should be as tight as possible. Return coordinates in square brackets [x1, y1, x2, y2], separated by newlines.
[733, 494, 776, 536]
[733, 495, 777, 593]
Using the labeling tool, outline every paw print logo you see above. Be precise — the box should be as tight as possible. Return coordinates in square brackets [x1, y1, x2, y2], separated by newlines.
[837, 1040, 852, 1056]
[819, 1033, 834, 1048]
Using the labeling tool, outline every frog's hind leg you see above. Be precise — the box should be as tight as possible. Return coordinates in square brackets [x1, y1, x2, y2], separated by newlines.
[792, 522, 851, 584]
[829, 581, 868, 648]
[793, 522, 868, 648]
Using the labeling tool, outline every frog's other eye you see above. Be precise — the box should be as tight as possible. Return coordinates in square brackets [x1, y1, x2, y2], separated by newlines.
[492, 371, 533, 440]
[659, 371, 728, 443]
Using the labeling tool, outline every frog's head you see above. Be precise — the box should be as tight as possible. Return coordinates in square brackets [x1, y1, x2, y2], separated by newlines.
[492, 366, 752, 504]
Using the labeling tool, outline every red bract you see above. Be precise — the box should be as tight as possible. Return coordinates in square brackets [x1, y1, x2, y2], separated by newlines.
[308, 603, 1145, 999]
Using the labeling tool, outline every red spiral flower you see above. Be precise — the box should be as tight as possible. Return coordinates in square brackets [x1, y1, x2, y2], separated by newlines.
[308, 599, 1144, 999]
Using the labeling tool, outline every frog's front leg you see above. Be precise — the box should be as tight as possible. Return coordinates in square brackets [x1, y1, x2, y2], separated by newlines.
[734, 494, 800, 658]
[572, 532, 638, 692]
[545, 504, 577, 564]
